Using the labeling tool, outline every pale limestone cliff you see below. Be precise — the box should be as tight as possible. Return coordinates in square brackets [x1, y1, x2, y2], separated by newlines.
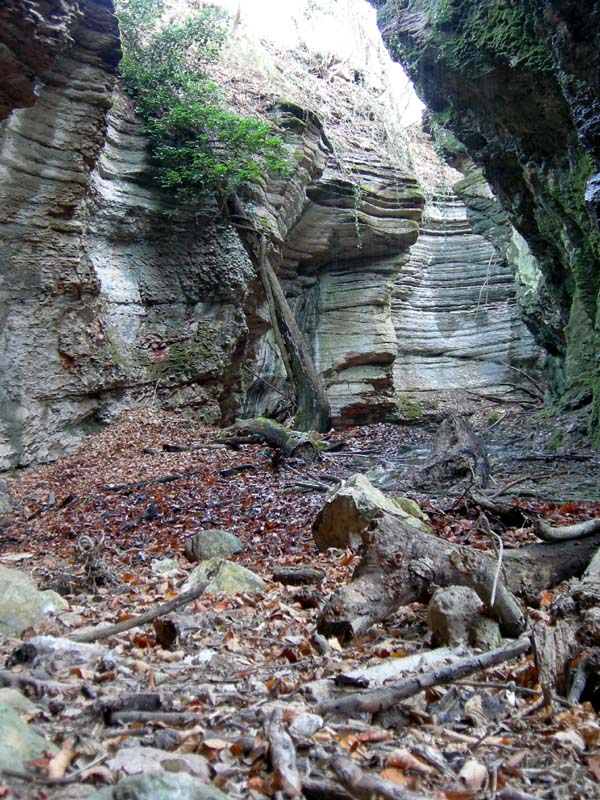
[0, 0, 546, 466]
[393, 191, 543, 396]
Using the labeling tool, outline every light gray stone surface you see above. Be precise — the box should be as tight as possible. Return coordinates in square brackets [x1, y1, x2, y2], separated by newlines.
[85, 773, 230, 800]
[0, 565, 67, 636]
[183, 558, 265, 595]
[312, 473, 430, 551]
[184, 530, 243, 562]
[0, 701, 57, 771]
[427, 585, 502, 649]
[393, 193, 544, 398]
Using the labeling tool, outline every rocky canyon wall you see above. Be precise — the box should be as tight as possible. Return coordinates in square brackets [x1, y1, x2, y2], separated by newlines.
[372, 0, 600, 441]
[0, 0, 254, 469]
[0, 0, 548, 468]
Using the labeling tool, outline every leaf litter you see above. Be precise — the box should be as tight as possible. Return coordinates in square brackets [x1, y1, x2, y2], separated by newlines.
[1, 405, 599, 799]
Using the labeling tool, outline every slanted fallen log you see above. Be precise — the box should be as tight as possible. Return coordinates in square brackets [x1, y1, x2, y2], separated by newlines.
[317, 510, 525, 640]
[318, 637, 531, 716]
[220, 418, 319, 463]
[316, 509, 600, 640]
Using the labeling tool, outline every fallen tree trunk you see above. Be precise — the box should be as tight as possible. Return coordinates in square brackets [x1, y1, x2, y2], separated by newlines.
[230, 197, 330, 433]
[317, 510, 600, 640]
[221, 418, 319, 463]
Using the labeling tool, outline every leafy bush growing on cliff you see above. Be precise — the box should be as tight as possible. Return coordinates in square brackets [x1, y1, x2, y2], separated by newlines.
[115, 0, 288, 207]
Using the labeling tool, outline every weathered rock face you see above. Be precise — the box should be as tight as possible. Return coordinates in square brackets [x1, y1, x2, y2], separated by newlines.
[0, 1, 254, 468]
[372, 0, 600, 441]
[393, 190, 544, 396]
[0, 0, 556, 466]
[0, 0, 87, 120]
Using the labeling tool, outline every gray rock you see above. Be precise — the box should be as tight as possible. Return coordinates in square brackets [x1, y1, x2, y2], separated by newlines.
[184, 530, 243, 562]
[0, 688, 39, 715]
[183, 558, 265, 595]
[392, 192, 543, 398]
[84, 773, 230, 800]
[0, 481, 18, 516]
[27, 636, 105, 666]
[312, 473, 430, 551]
[108, 745, 209, 780]
[427, 586, 501, 650]
[0, 701, 57, 771]
[0, 565, 67, 636]
[289, 713, 324, 739]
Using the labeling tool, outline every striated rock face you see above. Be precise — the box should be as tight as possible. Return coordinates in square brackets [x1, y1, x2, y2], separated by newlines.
[393, 190, 544, 396]
[244, 125, 422, 426]
[0, 0, 121, 467]
[0, 0, 553, 466]
[372, 0, 600, 441]
[0, 1, 253, 468]
[0, 0, 88, 120]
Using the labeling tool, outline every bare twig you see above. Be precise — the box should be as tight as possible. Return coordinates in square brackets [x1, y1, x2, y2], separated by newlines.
[331, 755, 431, 800]
[69, 577, 211, 643]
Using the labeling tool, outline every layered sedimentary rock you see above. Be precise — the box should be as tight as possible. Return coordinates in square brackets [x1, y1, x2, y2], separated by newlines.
[245, 137, 422, 426]
[393, 191, 543, 395]
[0, 1, 253, 468]
[372, 0, 600, 440]
[0, 0, 121, 467]
[0, 0, 554, 467]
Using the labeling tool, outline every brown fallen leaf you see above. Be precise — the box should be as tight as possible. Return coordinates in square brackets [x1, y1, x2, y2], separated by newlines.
[587, 754, 600, 782]
[386, 747, 433, 776]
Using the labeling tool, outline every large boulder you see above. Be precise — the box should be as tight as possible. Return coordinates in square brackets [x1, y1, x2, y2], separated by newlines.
[312, 473, 431, 551]
[0, 701, 57, 772]
[0, 565, 68, 636]
[183, 558, 265, 595]
[184, 530, 243, 562]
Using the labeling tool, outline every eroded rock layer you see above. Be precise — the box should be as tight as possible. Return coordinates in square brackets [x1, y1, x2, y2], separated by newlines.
[393, 192, 543, 395]
[0, 1, 253, 468]
[373, 0, 600, 440]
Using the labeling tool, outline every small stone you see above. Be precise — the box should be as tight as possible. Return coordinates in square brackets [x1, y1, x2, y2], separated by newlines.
[289, 713, 323, 738]
[151, 558, 183, 577]
[184, 530, 243, 562]
[39, 589, 69, 614]
[108, 745, 210, 781]
[183, 558, 265, 595]
[0, 565, 66, 636]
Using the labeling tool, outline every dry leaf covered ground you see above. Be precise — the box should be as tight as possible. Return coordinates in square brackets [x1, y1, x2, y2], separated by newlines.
[1, 402, 600, 799]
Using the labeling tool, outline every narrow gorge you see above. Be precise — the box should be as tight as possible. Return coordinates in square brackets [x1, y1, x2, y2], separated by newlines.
[0, 0, 560, 468]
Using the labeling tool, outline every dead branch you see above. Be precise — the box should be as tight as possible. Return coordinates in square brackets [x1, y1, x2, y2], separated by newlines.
[69, 578, 210, 643]
[266, 708, 302, 797]
[415, 415, 490, 490]
[103, 468, 205, 493]
[271, 566, 325, 585]
[330, 755, 433, 800]
[221, 418, 320, 463]
[531, 516, 600, 542]
[317, 637, 530, 716]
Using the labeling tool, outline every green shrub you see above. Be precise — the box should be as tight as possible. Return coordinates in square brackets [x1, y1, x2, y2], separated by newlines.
[116, 0, 289, 206]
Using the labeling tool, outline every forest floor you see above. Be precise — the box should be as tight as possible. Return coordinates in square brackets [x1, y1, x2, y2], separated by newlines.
[1, 395, 600, 800]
